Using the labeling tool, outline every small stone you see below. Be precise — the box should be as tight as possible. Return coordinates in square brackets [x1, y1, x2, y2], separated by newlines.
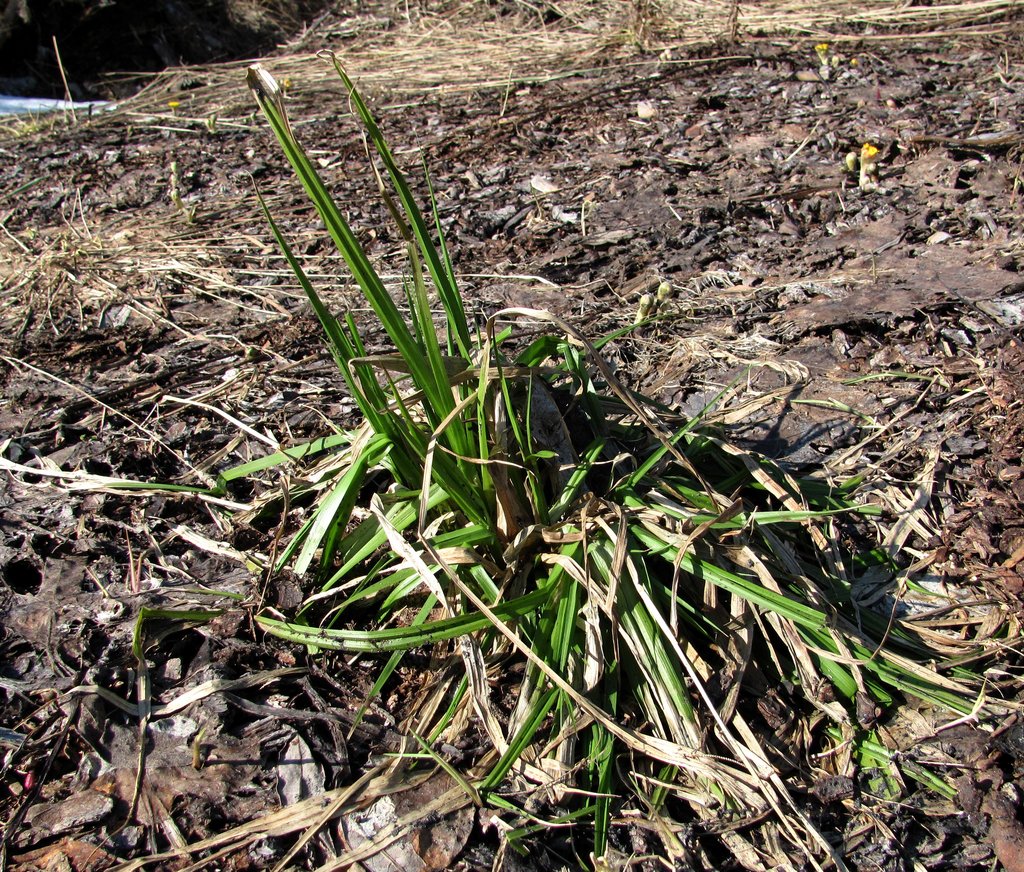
[636, 100, 657, 120]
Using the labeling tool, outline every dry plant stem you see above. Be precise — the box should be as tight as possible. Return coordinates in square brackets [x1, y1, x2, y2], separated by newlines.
[64, 668, 307, 721]
[110, 762, 424, 872]
[418, 532, 845, 870]
[0, 454, 246, 510]
[311, 786, 473, 872]
[267, 763, 421, 872]
[164, 394, 280, 449]
[51, 36, 77, 124]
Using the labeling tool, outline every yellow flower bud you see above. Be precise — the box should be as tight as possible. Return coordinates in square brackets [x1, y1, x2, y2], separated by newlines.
[859, 143, 880, 190]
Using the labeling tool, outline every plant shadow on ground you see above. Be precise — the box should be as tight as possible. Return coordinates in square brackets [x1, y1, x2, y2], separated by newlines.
[0, 3, 1023, 870]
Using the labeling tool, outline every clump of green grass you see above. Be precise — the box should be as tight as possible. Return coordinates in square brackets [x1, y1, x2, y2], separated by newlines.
[239, 55, 1003, 866]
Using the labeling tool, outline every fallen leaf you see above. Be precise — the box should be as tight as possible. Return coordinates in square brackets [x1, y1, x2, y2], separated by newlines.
[529, 174, 559, 195]
[277, 729, 325, 806]
[988, 793, 1024, 872]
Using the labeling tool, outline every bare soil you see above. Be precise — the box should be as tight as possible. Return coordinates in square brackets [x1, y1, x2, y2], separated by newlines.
[1, 3, 1023, 869]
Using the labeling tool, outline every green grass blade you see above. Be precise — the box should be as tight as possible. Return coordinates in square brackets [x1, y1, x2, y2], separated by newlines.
[589, 724, 615, 859]
[252, 187, 388, 430]
[248, 69, 420, 363]
[326, 54, 472, 362]
[550, 437, 606, 521]
[258, 587, 548, 652]
[424, 157, 463, 357]
[631, 523, 828, 629]
[217, 433, 351, 488]
[293, 436, 384, 575]
[478, 687, 559, 791]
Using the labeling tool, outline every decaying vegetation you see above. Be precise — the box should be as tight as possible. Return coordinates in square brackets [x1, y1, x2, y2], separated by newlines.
[1, 2, 1022, 870]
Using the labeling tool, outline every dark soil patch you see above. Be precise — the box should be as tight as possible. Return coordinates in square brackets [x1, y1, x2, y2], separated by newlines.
[1, 3, 1023, 869]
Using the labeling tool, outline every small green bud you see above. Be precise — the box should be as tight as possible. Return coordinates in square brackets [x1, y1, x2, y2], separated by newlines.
[634, 293, 655, 325]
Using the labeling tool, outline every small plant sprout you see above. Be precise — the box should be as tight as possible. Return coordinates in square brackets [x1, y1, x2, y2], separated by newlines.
[634, 280, 674, 327]
[635, 280, 674, 327]
[206, 115, 217, 133]
[859, 142, 880, 190]
[814, 42, 831, 79]
[634, 292, 655, 325]
[168, 161, 196, 223]
[581, 192, 596, 236]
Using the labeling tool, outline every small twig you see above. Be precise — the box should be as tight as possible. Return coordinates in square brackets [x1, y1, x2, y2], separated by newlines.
[260, 470, 291, 603]
[125, 528, 142, 594]
[499, 65, 514, 117]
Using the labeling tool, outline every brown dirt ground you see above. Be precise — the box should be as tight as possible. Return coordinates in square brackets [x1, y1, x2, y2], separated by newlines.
[1, 2, 1023, 870]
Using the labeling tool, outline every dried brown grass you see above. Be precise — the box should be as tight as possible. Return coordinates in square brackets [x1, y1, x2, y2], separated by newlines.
[3, 0, 1017, 339]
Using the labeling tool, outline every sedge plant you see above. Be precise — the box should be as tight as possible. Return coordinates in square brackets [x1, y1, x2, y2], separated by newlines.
[236, 56, 1004, 865]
